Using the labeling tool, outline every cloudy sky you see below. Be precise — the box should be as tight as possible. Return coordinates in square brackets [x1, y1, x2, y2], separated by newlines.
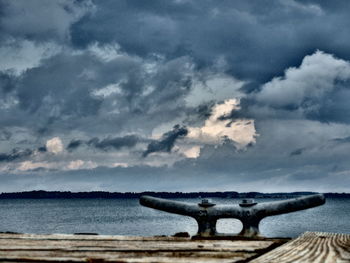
[1, 0, 350, 192]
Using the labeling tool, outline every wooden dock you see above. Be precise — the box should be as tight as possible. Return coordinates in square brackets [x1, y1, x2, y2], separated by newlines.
[251, 232, 350, 263]
[0, 232, 348, 262]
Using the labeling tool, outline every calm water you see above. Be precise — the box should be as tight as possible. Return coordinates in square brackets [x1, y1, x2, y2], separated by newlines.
[0, 198, 349, 238]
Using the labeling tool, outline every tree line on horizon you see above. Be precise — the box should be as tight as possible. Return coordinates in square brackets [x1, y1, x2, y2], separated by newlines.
[0, 190, 348, 199]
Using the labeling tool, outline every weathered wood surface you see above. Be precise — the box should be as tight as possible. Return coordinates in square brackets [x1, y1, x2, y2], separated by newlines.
[0, 233, 284, 263]
[251, 232, 350, 263]
[0, 232, 348, 262]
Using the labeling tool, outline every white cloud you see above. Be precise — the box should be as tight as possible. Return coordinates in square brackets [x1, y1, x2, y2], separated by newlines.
[149, 99, 257, 161]
[185, 73, 245, 107]
[66, 160, 97, 170]
[67, 160, 84, 170]
[182, 146, 201, 158]
[256, 51, 350, 109]
[187, 99, 257, 148]
[0, 96, 19, 110]
[112, 162, 129, 168]
[282, 0, 323, 16]
[46, 137, 64, 154]
[18, 161, 53, 171]
[92, 82, 123, 98]
[88, 43, 123, 62]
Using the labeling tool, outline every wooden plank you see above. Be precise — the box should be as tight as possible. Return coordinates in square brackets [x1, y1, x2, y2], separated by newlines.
[0, 233, 281, 262]
[0, 252, 255, 263]
[251, 232, 350, 263]
[0, 233, 190, 241]
[0, 240, 275, 252]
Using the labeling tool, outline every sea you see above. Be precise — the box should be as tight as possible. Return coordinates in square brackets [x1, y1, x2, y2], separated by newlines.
[0, 197, 349, 238]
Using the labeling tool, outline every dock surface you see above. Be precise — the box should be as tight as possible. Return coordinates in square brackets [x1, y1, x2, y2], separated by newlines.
[251, 232, 350, 263]
[0, 232, 348, 262]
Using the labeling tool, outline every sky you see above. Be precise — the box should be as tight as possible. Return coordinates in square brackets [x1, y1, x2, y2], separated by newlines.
[1, 0, 350, 193]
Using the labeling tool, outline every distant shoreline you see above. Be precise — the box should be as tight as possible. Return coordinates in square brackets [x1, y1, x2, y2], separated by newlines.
[0, 190, 349, 199]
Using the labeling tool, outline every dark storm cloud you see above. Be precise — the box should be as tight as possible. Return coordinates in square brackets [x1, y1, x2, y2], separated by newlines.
[1, 0, 350, 192]
[0, 143, 49, 162]
[2, 0, 350, 134]
[0, 52, 110, 135]
[16, 53, 104, 115]
[66, 135, 140, 152]
[183, 102, 215, 126]
[69, 0, 350, 85]
[0, 130, 11, 141]
[0, 0, 94, 42]
[290, 148, 304, 156]
[66, 139, 84, 152]
[217, 108, 243, 121]
[88, 135, 140, 151]
[0, 47, 195, 137]
[195, 104, 214, 119]
[332, 136, 350, 144]
[0, 148, 32, 162]
[37, 146, 47, 153]
[143, 125, 188, 157]
[0, 72, 15, 93]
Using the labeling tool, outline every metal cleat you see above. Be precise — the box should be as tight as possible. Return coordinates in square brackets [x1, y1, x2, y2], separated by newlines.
[139, 194, 326, 237]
